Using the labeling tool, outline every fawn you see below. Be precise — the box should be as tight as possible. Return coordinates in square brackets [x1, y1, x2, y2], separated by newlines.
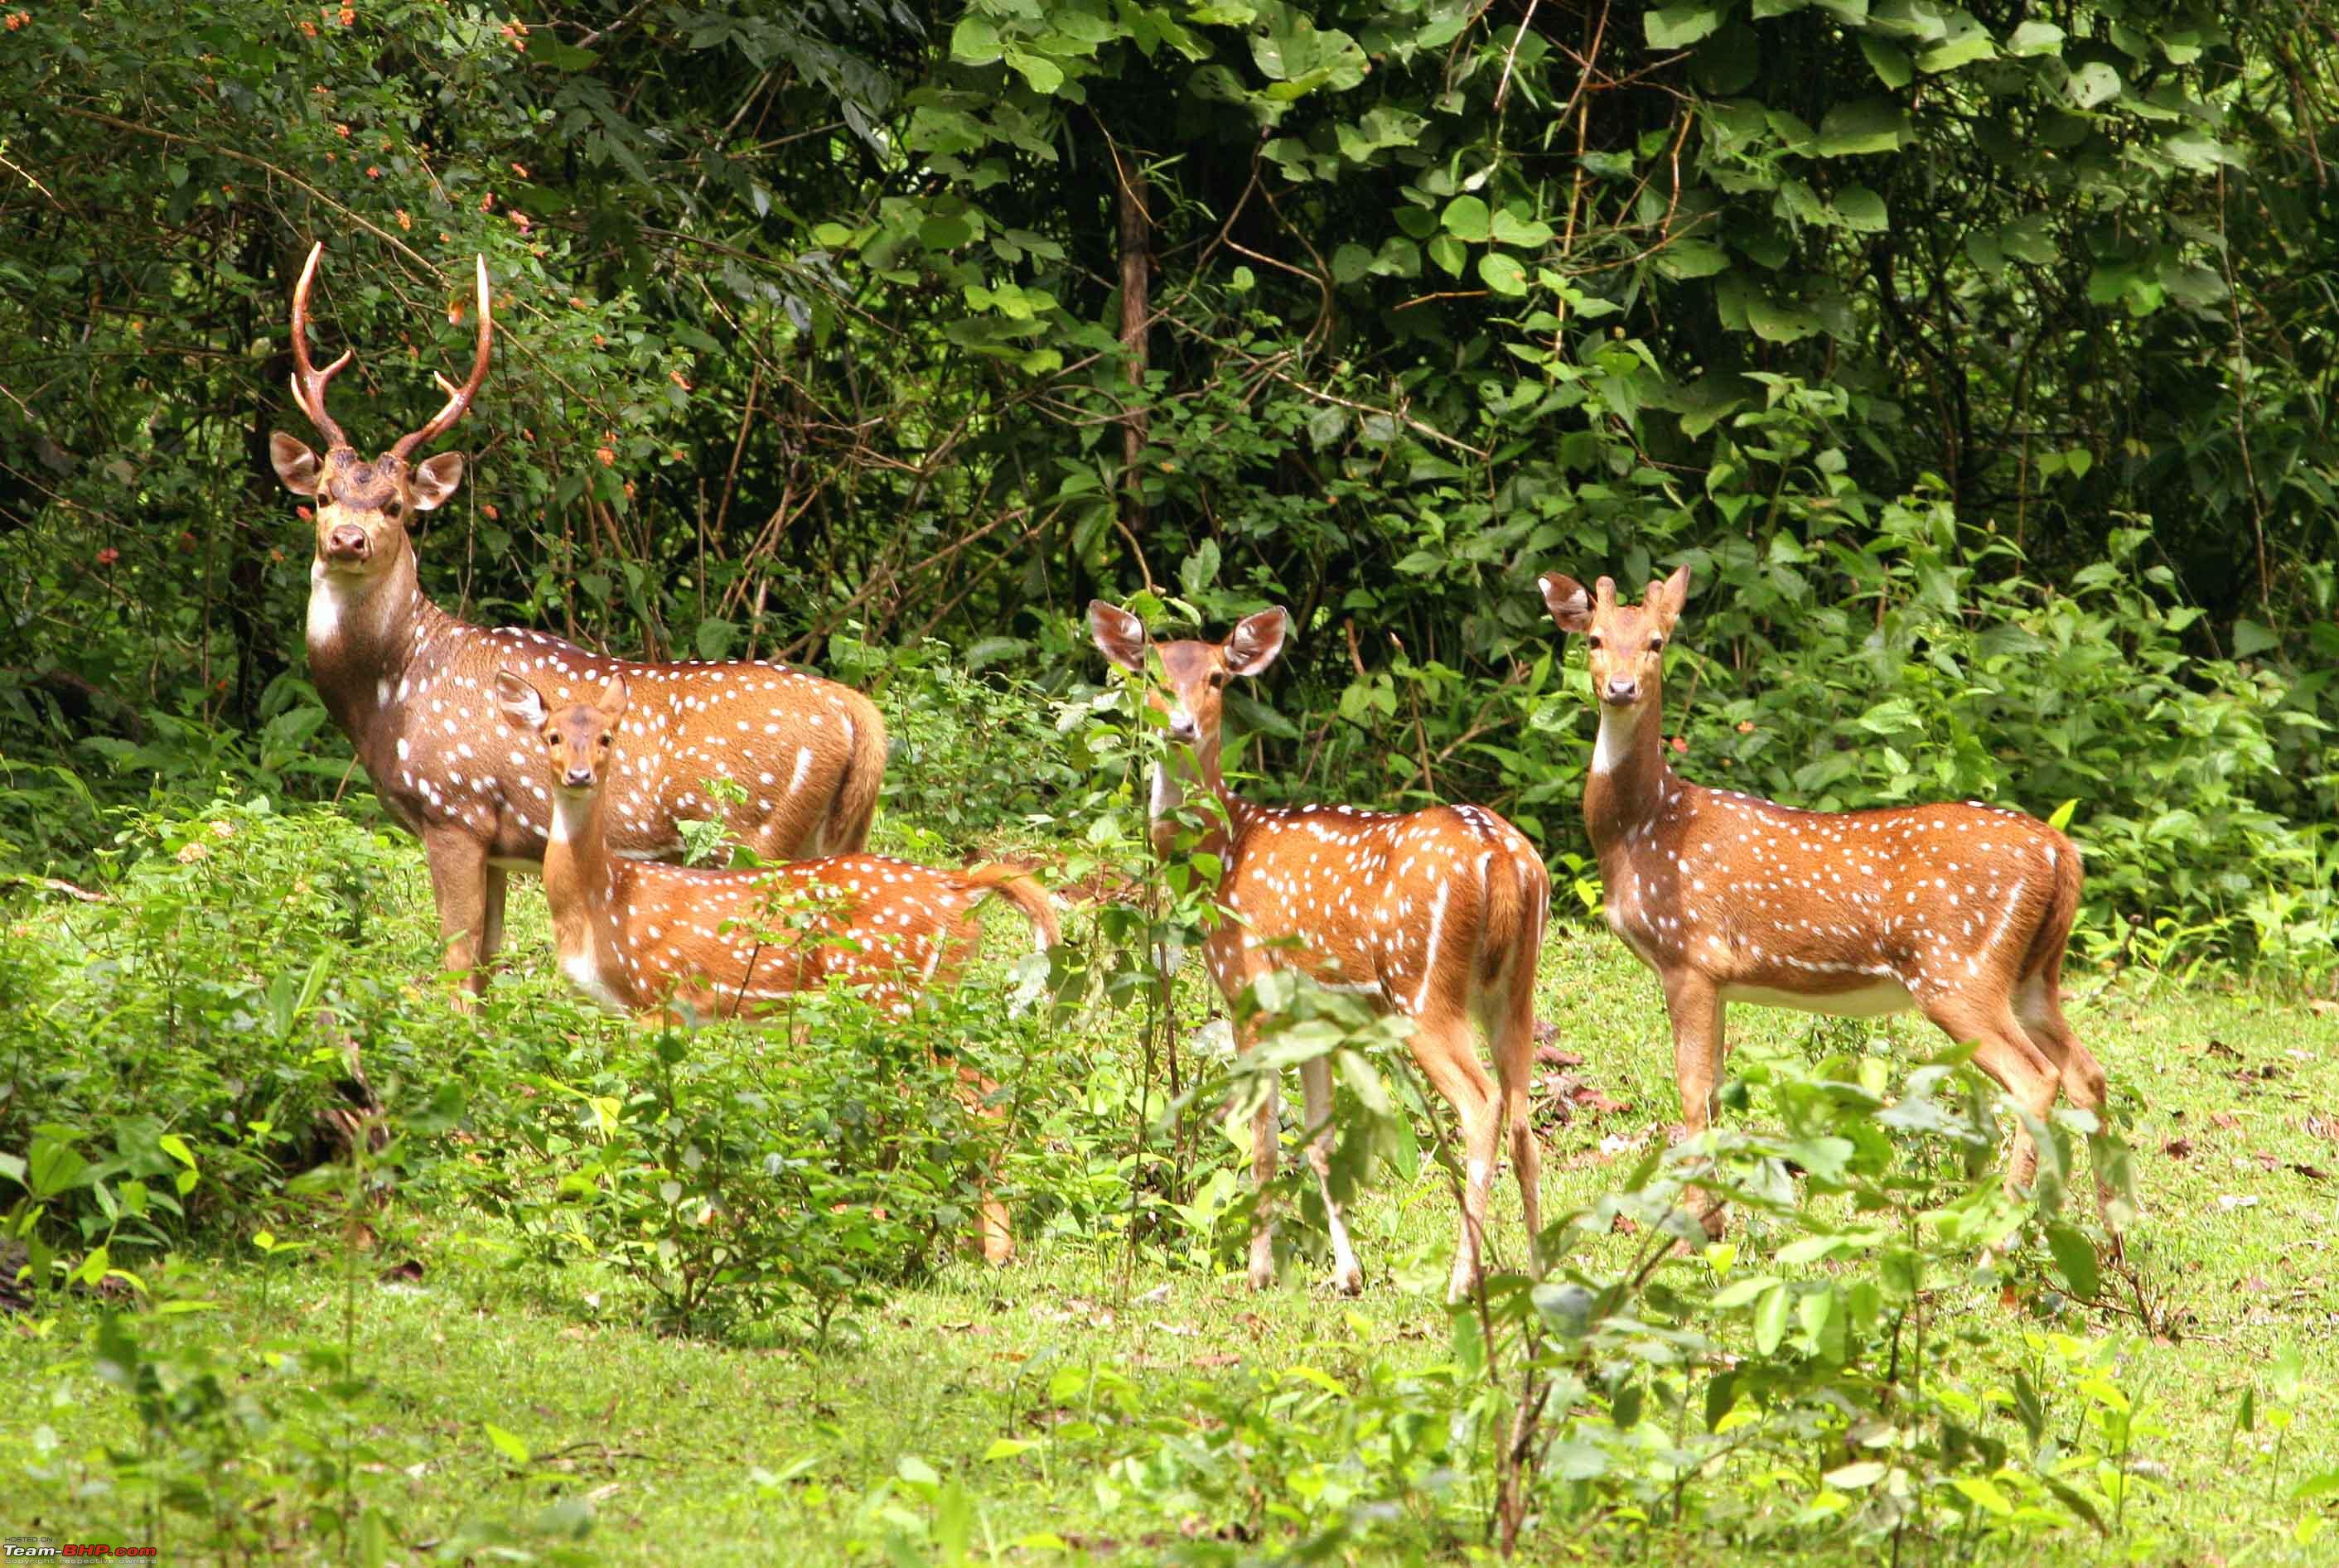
[1090, 601, 1549, 1301]
[498, 669, 1056, 1262]
[1539, 567, 2114, 1237]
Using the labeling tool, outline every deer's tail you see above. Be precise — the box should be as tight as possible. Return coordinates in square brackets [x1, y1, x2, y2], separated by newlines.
[960, 863, 1061, 953]
[819, 689, 889, 854]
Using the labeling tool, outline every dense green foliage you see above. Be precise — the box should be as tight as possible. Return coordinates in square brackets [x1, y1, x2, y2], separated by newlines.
[3, 783, 2337, 1561]
[3, 6, 2337, 1555]
[3, 0, 2336, 965]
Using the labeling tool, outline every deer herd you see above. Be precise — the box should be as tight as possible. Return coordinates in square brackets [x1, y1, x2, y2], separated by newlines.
[270, 248, 2114, 1297]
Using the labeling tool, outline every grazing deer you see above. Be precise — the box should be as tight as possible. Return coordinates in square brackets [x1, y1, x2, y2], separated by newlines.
[267, 243, 886, 999]
[1537, 567, 2112, 1236]
[1089, 602, 1549, 1301]
[497, 670, 1057, 1262]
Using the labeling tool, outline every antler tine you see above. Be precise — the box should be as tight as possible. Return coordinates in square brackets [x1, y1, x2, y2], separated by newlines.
[390, 254, 493, 464]
[288, 241, 353, 451]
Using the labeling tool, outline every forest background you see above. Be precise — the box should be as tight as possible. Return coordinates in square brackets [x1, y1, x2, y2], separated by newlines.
[1, 0, 2335, 973]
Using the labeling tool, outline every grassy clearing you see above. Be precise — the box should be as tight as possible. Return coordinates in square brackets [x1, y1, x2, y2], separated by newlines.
[3, 825, 2337, 1565]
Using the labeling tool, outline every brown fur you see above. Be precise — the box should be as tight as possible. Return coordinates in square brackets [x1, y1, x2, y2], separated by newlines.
[268, 248, 887, 1001]
[505, 673, 1051, 1262]
[1090, 601, 1549, 1302]
[1539, 567, 2115, 1237]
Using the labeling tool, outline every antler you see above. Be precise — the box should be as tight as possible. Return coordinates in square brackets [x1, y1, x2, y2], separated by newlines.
[287, 241, 354, 451]
[389, 254, 493, 464]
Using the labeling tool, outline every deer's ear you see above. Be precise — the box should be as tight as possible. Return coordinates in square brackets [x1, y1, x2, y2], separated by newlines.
[409, 451, 466, 513]
[1650, 562, 1692, 626]
[597, 674, 629, 717]
[495, 670, 546, 731]
[1538, 573, 1593, 634]
[1088, 601, 1149, 673]
[270, 432, 322, 496]
[1225, 606, 1290, 678]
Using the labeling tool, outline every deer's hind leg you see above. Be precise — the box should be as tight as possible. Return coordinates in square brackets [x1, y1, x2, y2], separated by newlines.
[1920, 988, 2062, 1198]
[2017, 970, 2122, 1233]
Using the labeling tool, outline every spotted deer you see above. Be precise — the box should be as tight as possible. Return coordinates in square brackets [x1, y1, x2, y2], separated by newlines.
[1089, 602, 1549, 1301]
[1537, 567, 2113, 1236]
[498, 670, 1055, 1260]
[267, 243, 886, 999]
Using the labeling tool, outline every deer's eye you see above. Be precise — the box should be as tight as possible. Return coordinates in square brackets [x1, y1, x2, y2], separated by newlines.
[1649, 636, 1665, 652]
[1586, 634, 1604, 651]
[1207, 671, 1227, 689]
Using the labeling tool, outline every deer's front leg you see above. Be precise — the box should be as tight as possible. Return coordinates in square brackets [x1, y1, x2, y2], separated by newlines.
[420, 825, 491, 1006]
[1241, 1009, 1281, 1291]
[1299, 1054, 1364, 1295]
[1661, 969, 1728, 1239]
[479, 865, 510, 971]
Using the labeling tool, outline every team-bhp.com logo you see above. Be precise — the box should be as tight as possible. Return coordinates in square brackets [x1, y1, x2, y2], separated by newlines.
[3, 1541, 157, 1559]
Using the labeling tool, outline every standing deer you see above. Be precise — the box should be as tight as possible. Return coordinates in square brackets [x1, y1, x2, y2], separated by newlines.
[267, 244, 886, 999]
[496, 669, 1056, 1262]
[1089, 601, 1549, 1301]
[1536, 567, 2113, 1236]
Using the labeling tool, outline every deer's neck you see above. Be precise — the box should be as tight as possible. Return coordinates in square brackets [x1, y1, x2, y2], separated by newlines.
[306, 552, 435, 737]
[543, 787, 622, 990]
[1583, 694, 1675, 857]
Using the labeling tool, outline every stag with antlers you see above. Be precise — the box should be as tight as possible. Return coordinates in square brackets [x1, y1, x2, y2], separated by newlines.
[268, 244, 887, 1000]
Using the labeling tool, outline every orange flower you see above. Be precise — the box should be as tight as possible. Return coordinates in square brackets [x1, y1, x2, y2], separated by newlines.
[365, 165, 381, 179]
[478, 191, 495, 212]
[510, 162, 529, 178]
[596, 446, 616, 466]
[334, 123, 350, 138]
[1670, 736, 1689, 754]
[623, 480, 637, 500]
[338, 4, 354, 22]
[669, 370, 691, 391]
[95, 547, 119, 567]
[3, 12, 28, 30]
[298, 17, 317, 34]
[394, 209, 412, 230]
[481, 503, 500, 521]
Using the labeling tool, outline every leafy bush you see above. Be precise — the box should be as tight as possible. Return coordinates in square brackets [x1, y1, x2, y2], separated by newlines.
[0, 794, 472, 1291]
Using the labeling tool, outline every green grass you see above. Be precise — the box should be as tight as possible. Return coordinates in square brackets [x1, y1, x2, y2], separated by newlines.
[3, 825, 2337, 1566]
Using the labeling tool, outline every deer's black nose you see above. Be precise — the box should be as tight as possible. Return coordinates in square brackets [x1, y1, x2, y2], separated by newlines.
[1602, 677, 1640, 705]
[562, 766, 594, 788]
[325, 525, 370, 562]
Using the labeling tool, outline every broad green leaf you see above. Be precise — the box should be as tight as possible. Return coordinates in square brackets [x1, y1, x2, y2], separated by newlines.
[1825, 1459, 1887, 1488]
[1478, 253, 1528, 297]
[1952, 1474, 2013, 1515]
[484, 1422, 530, 1464]
[2046, 1221, 2098, 1299]
[1858, 36, 1912, 89]
[2067, 60, 2122, 109]
[1646, 4, 1725, 51]
[2046, 798, 2078, 832]
[950, 17, 1004, 64]
[1655, 239, 1730, 279]
[1753, 1282, 1790, 1353]
[1833, 186, 1887, 231]
[1489, 210, 1554, 248]
[1426, 233, 1467, 277]
[1441, 195, 1491, 243]
[1817, 100, 1910, 157]
[1916, 11, 1995, 73]
[1005, 50, 1065, 93]
[2233, 619, 2280, 658]
[2007, 19, 2063, 56]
